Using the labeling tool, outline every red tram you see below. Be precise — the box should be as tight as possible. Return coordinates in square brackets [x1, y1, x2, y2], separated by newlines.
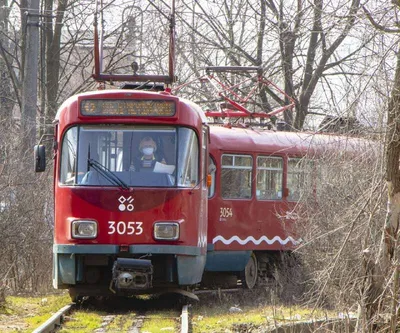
[203, 127, 364, 288]
[205, 127, 303, 289]
[35, 89, 209, 300]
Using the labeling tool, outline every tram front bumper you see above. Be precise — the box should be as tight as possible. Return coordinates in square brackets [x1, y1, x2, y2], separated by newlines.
[53, 244, 205, 288]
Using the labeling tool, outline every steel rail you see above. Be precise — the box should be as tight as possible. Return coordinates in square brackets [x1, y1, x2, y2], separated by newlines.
[181, 305, 189, 333]
[32, 304, 74, 333]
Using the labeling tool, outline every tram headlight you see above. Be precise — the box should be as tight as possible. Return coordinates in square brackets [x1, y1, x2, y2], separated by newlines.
[71, 220, 98, 239]
[154, 222, 179, 241]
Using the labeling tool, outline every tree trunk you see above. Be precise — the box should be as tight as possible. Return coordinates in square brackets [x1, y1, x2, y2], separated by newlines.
[45, 0, 67, 123]
[0, 0, 14, 124]
[380, 43, 400, 332]
[21, 0, 40, 153]
[384, 44, 400, 271]
[361, 42, 400, 332]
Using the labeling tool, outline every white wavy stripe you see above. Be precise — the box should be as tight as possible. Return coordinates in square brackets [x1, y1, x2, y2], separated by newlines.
[212, 235, 302, 246]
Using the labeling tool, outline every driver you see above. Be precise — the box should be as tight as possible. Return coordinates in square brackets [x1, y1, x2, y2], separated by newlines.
[130, 136, 166, 171]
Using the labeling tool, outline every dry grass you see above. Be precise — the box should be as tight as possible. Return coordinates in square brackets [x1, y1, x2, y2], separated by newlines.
[190, 289, 344, 332]
[0, 292, 70, 332]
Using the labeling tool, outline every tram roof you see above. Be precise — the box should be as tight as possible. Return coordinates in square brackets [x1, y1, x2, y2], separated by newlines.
[209, 125, 376, 156]
[55, 90, 207, 123]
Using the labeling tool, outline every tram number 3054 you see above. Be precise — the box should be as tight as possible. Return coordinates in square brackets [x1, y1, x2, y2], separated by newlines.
[220, 207, 233, 218]
[108, 221, 143, 235]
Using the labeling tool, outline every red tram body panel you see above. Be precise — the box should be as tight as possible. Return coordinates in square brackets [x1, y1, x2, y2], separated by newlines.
[208, 127, 303, 252]
[203, 127, 306, 281]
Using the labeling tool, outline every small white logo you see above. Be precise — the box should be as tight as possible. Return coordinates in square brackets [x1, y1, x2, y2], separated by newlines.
[118, 196, 134, 212]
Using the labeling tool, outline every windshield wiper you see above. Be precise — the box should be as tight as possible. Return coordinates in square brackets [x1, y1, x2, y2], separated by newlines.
[88, 158, 130, 190]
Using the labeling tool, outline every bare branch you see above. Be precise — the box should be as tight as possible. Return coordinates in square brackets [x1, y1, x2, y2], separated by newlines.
[362, 5, 400, 34]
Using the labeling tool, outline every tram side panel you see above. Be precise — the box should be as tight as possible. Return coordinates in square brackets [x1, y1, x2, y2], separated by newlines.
[205, 133, 300, 276]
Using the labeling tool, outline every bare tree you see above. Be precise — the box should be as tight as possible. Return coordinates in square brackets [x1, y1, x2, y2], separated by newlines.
[176, 0, 371, 130]
[345, 3, 400, 331]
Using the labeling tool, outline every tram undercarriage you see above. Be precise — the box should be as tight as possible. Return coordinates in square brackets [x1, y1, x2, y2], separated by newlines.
[55, 252, 205, 300]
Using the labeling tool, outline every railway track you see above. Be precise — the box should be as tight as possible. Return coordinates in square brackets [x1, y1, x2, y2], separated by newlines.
[32, 296, 191, 333]
[32, 304, 74, 333]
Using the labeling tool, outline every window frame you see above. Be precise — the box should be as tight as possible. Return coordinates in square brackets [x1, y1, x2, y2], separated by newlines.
[58, 125, 200, 188]
[256, 155, 284, 201]
[220, 153, 253, 200]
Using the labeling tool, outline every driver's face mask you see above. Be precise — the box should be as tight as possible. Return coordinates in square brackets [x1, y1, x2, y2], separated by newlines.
[142, 147, 154, 155]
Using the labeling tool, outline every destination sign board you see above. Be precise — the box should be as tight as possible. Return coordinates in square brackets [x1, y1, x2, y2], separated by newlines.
[80, 99, 176, 117]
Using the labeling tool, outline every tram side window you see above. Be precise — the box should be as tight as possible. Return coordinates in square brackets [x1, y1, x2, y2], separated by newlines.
[60, 127, 78, 184]
[221, 154, 252, 199]
[256, 156, 283, 200]
[287, 158, 314, 201]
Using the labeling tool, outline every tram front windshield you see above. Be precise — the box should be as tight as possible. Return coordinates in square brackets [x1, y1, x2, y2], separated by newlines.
[59, 125, 199, 188]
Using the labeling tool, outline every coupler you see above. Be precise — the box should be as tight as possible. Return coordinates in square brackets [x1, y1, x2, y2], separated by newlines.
[111, 258, 153, 291]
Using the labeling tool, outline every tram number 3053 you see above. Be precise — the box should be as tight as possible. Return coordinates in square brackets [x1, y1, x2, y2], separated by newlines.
[108, 221, 143, 235]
